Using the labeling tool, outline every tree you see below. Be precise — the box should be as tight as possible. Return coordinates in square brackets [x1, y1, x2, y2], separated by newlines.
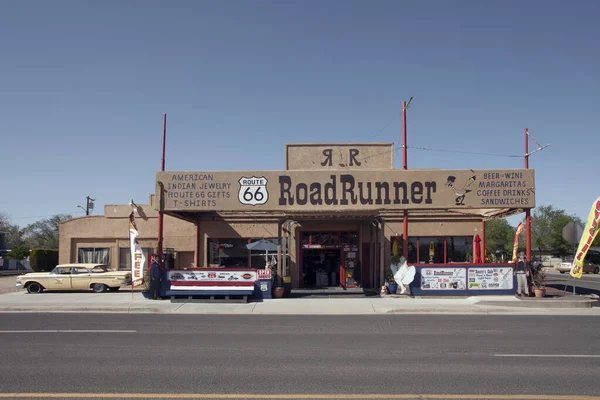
[484, 218, 515, 261]
[21, 214, 72, 250]
[0, 212, 24, 248]
[529, 205, 579, 258]
[6, 246, 30, 260]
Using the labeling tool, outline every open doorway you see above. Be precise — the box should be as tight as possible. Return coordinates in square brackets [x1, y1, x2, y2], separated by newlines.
[302, 249, 341, 287]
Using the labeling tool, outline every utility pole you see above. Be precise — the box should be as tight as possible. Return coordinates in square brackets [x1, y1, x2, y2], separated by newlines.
[77, 196, 95, 216]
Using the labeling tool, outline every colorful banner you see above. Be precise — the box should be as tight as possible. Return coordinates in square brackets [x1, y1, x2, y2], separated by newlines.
[511, 223, 524, 262]
[129, 212, 146, 287]
[570, 197, 600, 278]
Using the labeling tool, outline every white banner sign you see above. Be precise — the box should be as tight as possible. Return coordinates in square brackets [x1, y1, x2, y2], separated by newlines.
[169, 270, 257, 282]
[468, 267, 513, 290]
[129, 212, 146, 287]
[421, 268, 467, 290]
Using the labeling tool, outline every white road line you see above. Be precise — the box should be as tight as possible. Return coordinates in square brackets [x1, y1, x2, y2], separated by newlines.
[0, 330, 137, 333]
[495, 354, 600, 358]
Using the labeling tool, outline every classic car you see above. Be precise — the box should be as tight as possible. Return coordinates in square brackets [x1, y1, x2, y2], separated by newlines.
[16, 264, 132, 294]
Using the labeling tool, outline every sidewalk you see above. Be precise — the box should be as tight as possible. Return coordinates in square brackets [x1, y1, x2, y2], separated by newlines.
[0, 290, 597, 315]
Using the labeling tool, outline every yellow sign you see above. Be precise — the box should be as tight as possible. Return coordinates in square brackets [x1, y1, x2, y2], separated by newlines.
[570, 197, 600, 278]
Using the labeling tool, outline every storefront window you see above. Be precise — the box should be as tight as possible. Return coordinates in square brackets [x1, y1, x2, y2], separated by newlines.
[207, 238, 249, 267]
[340, 232, 349, 245]
[249, 238, 280, 269]
[446, 236, 472, 263]
[349, 232, 358, 245]
[407, 238, 418, 264]
[418, 238, 444, 264]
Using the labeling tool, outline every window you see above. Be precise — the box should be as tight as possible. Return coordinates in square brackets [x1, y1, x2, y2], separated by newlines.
[208, 238, 286, 269]
[118, 248, 152, 270]
[418, 237, 444, 264]
[71, 267, 90, 274]
[91, 266, 110, 273]
[392, 236, 473, 264]
[78, 248, 110, 264]
[208, 238, 250, 267]
[446, 236, 472, 263]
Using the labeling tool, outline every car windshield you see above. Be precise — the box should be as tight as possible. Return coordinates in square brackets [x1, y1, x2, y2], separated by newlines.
[91, 266, 110, 273]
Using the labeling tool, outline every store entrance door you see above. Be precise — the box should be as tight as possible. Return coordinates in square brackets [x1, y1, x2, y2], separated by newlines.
[302, 249, 341, 287]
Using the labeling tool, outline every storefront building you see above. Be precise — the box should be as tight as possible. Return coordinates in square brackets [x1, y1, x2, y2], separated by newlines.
[59, 143, 535, 290]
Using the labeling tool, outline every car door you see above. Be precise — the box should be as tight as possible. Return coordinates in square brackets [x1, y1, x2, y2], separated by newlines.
[45, 267, 73, 290]
[70, 267, 91, 290]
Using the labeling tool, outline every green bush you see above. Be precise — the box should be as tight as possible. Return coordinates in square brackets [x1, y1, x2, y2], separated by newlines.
[29, 249, 59, 272]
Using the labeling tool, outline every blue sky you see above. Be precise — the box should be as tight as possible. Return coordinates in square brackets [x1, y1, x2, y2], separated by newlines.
[1, 0, 598, 227]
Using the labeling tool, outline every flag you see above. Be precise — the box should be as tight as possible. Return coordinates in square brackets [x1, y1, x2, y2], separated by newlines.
[129, 212, 146, 287]
[570, 197, 600, 278]
[511, 223, 524, 262]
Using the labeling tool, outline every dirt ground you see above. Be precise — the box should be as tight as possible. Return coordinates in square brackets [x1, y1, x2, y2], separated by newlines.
[0, 275, 21, 295]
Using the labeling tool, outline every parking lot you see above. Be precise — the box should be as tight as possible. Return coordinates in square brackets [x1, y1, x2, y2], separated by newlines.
[0, 275, 19, 295]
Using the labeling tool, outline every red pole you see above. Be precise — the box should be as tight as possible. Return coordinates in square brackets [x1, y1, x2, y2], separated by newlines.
[402, 101, 407, 170]
[525, 128, 531, 262]
[402, 101, 409, 259]
[481, 220, 486, 263]
[195, 222, 200, 268]
[158, 114, 166, 264]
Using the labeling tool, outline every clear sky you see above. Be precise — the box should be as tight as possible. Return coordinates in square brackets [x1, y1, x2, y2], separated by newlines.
[1, 0, 598, 227]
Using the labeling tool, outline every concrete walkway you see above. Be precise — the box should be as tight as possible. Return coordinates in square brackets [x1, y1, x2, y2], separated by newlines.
[0, 290, 597, 315]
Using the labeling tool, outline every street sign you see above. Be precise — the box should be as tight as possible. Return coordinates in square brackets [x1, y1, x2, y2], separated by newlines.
[562, 222, 584, 244]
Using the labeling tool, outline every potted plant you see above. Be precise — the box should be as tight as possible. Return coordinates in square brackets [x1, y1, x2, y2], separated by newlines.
[385, 272, 398, 294]
[530, 263, 547, 297]
[273, 286, 285, 298]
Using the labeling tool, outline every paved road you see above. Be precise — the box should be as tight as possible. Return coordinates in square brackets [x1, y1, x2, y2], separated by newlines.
[0, 314, 598, 400]
[546, 269, 600, 296]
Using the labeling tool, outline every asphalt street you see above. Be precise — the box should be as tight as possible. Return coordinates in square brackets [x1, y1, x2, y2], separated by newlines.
[545, 270, 600, 296]
[0, 313, 598, 399]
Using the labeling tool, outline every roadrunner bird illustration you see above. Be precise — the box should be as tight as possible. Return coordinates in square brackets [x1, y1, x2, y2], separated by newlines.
[446, 171, 476, 205]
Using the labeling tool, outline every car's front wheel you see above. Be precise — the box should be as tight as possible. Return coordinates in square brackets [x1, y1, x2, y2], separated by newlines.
[560, 271, 566, 274]
[594, 267, 599, 275]
[92, 283, 107, 293]
[26, 282, 43, 294]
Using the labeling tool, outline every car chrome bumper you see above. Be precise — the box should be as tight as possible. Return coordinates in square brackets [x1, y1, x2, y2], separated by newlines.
[15, 283, 23, 288]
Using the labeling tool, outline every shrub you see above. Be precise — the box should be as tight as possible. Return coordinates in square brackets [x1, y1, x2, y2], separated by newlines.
[29, 249, 59, 272]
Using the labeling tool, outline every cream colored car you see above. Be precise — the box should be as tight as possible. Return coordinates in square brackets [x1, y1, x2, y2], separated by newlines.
[16, 264, 132, 294]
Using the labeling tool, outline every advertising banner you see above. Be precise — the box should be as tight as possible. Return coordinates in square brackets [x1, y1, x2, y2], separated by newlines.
[571, 197, 600, 278]
[168, 269, 257, 283]
[420, 267, 467, 290]
[468, 267, 513, 290]
[129, 212, 146, 287]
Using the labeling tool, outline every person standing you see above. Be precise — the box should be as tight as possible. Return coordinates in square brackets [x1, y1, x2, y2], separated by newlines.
[514, 251, 530, 297]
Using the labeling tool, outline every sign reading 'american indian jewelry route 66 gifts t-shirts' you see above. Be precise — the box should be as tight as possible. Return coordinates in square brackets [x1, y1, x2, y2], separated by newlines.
[155, 169, 535, 212]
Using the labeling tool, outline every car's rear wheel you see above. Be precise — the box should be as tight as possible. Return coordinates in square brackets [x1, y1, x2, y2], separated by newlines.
[594, 267, 599, 275]
[560, 271, 566, 274]
[92, 283, 108, 293]
[26, 282, 43, 294]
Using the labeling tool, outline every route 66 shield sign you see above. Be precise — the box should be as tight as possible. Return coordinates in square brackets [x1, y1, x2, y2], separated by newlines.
[238, 176, 269, 206]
